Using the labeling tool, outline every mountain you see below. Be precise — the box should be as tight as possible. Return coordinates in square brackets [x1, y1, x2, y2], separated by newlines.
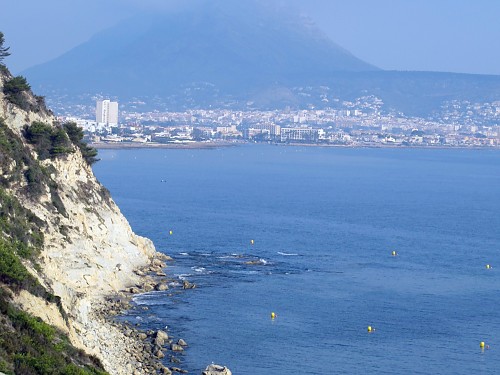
[23, 1, 376, 94]
[23, 0, 500, 116]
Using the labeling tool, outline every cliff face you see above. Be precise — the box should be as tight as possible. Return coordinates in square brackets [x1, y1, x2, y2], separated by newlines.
[0, 68, 158, 374]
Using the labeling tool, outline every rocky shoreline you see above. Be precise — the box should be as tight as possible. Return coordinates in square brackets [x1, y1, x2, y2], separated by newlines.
[93, 252, 231, 375]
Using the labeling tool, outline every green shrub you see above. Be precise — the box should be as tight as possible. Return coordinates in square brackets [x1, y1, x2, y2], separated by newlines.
[0, 119, 70, 214]
[0, 188, 44, 251]
[2, 76, 31, 110]
[9, 310, 56, 342]
[0, 240, 32, 283]
[1, 72, 48, 113]
[24, 121, 73, 160]
[24, 122, 52, 159]
[63, 122, 99, 165]
[0, 118, 35, 186]
[3, 76, 30, 93]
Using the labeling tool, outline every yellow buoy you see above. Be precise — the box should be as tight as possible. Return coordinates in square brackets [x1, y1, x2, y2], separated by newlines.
[392, 250, 397, 256]
[480, 341, 485, 348]
[486, 264, 491, 269]
[250, 239, 254, 245]
[169, 230, 173, 235]
[367, 326, 372, 332]
[271, 312, 276, 319]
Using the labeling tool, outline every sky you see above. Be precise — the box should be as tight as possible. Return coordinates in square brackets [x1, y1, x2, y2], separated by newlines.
[1, 0, 499, 75]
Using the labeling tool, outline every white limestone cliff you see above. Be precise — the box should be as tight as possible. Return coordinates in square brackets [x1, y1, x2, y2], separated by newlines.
[0, 74, 159, 374]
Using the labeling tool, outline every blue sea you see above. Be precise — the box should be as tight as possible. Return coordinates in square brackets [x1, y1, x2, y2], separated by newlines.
[93, 145, 500, 374]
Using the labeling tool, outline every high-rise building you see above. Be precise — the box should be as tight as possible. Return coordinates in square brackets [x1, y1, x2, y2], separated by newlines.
[96, 100, 119, 125]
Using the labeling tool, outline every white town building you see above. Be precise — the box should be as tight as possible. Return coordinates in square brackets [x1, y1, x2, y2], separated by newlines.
[96, 100, 119, 126]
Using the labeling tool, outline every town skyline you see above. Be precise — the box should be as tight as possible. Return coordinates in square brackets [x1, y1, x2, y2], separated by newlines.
[57, 95, 500, 149]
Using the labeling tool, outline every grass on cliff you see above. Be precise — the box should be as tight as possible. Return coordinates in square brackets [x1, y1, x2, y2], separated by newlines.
[0, 290, 108, 375]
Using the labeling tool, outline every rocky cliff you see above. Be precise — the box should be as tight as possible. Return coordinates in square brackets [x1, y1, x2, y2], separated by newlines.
[0, 66, 161, 374]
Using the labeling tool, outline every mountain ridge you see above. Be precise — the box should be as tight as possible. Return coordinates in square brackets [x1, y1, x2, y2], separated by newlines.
[23, 1, 377, 94]
[22, 1, 500, 117]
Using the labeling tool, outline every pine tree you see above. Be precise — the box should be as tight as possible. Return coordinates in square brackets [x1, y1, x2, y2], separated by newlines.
[0, 32, 11, 64]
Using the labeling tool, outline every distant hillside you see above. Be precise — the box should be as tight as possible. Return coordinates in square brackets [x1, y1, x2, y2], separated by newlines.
[23, 0, 500, 116]
[322, 71, 500, 116]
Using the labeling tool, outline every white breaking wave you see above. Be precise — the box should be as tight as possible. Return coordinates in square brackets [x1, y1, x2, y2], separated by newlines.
[277, 252, 299, 256]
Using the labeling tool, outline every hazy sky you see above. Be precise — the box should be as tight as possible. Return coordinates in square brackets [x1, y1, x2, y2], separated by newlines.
[1, 0, 499, 75]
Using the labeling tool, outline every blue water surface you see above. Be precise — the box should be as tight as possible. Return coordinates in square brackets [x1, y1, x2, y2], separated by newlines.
[93, 145, 500, 374]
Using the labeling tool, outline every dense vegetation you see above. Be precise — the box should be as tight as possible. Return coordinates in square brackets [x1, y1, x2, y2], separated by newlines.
[1, 75, 47, 113]
[0, 290, 107, 375]
[0, 119, 66, 215]
[1, 76, 46, 113]
[24, 121, 74, 160]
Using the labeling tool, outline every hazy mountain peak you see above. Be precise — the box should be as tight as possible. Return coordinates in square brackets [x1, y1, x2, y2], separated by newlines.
[24, 0, 378, 98]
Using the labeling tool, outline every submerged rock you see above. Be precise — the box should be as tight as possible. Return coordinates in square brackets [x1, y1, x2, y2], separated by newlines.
[171, 367, 188, 374]
[182, 280, 196, 289]
[156, 330, 169, 341]
[154, 336, 165, 347]
[155, 282, 169, 291]
[170, 343, 184, 352]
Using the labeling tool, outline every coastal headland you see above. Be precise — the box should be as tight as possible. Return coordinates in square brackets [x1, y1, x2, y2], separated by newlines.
[0, 63, 230, 374]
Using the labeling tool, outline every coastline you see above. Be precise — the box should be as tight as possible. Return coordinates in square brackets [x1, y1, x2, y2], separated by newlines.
[92, 248, 231, 375]
[91, 141, 239, 150]
[92, 140, 499, 151]
[90, 252, 183, 375]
